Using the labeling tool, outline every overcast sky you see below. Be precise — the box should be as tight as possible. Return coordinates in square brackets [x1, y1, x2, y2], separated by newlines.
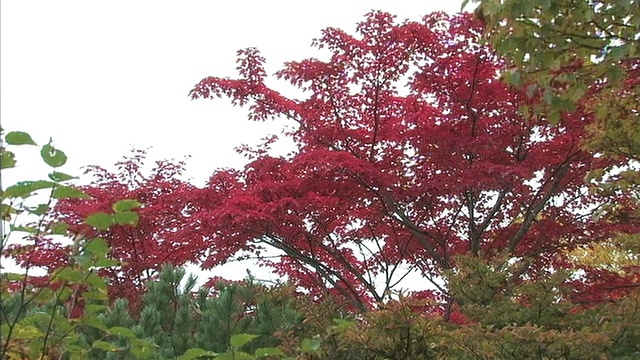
[2, 1, 463, 281]
[2, 1, 463, 185]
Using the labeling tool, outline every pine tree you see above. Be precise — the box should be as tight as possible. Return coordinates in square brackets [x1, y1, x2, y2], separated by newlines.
[76, 264, 306, 359]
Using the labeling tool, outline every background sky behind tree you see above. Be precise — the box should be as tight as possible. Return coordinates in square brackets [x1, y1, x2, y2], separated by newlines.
[2, 1, 461, 185]
[1, 0, 462, 281]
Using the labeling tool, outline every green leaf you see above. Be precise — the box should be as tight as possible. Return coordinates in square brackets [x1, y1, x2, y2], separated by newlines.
[113, 211, 139, 226]
[216, 352, 254, 360]
[21, 312, 53, 327]
[86, 213, 114, 230]
[12, 324, 45, 340]
[56, 267, 85, 282]
[255, 347, 284, 358]
[6, 131, 37, 145]
[2, 272, 30, 282]
[112, 199, 141, 212]
[129, 338, 159, 357]
[84, 273, 108, 288]
[542, 88, 553, 104]
[48, 171, 77, 182]
[50, 221, 70, 235]
[4, 180, 54, 198]
[73, 253, 92, 265]
[331, 318, 354, 332]
[63, 345, 87, 359]
[1, 150, 16, 169]
[85, 238, 109, 257]
[483, 0, 500, 16]
[83, 316, 109, 332]
[83, 288, 108, 301]
[539, 52, 555, 69]
[27, 203, 49, 216]
[605, 65, 625, 86]
[178, 348, 220, 360]
[109, 326, 136, 338]
[53, 185, 90, 199]
[230, 333, 259, 349]
[31, 288, 55, 302]
[41, 143, 67, 167]
[567, 82, 588, 102]
[94, 258, 120, 267]
[58, 287, 74, 304]
[84, 304, 108, 315]
[92, 340, 126, 352]
[607, 45, 629, 61]
[548, 110, 561, 125]
[300, 337, 321, 353]
[129, 338, 158, 348]
[57, 289, 76, 304]
[506, 70, 521, 86]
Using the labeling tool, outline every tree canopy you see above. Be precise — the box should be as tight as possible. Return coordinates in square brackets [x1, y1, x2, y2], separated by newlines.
[16, 10, 634, 315]
[3, 5, 640, 359]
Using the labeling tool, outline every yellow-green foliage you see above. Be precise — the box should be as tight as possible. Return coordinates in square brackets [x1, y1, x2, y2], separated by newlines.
[467, 0, 640, 158]
[566, 238, 640, 273]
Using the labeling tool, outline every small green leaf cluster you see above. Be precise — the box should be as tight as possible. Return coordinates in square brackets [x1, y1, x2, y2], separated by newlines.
[1, 130, 130, 359]
[467, 0, 639, 127]
[2, 130, 86, 238]
[86, 199, 142, 230]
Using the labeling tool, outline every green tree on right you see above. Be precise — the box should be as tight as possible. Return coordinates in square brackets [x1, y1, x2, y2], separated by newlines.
[467, 0, 639, 154]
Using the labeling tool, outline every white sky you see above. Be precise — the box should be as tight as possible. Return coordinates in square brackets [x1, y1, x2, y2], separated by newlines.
[1, 1, 463, 282]
[2, 0, 463, 185]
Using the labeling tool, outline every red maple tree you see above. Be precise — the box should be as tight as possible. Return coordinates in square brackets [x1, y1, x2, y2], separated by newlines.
[185, 12, 637, 311]
[6, 150, 202, 308]
[10, 11, 637, 315]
